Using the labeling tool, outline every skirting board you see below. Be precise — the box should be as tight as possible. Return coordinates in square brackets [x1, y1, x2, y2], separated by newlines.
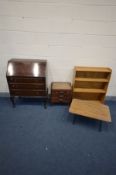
[0, 92, 116, 101]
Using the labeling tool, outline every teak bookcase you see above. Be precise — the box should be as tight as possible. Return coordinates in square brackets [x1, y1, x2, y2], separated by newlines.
[70, 66, 112, 131]
[73, 66, 112, 103]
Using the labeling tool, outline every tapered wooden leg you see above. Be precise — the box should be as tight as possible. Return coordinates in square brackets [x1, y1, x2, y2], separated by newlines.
[44, 97, 47, 109]
[44, 89, 48, 109]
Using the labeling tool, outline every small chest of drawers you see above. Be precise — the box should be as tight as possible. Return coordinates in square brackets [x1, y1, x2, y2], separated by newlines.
[51, 82, 72, 104]
[6, 59, 48, 108]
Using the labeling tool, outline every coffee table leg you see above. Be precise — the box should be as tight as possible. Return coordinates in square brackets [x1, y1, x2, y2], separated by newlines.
[73, 116, 76, 124]
[99, 121, 102, 132]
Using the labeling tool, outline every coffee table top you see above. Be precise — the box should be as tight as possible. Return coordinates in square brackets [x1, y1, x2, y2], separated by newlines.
[69, 99, 111, 122]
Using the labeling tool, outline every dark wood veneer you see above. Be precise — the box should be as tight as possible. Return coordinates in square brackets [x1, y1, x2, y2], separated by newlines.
[6, 59, 48, 108]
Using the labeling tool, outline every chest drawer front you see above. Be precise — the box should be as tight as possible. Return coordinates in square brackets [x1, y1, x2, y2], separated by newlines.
[51, 96, 71, 103]
[7, 77, 45, 83]
[51, 90, 72, 103]
[9, 83, 46, 90]
[52, 90, 71, 97]
[10, 90, 46, 96]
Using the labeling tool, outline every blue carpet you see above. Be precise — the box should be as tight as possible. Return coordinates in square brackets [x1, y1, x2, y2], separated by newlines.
[0, 98, 116, 175]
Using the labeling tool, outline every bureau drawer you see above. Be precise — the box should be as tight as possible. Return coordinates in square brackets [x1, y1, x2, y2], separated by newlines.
[7, 77, 45, 83]
[9, 83, 46, 90]
[10, 90, 47, 96]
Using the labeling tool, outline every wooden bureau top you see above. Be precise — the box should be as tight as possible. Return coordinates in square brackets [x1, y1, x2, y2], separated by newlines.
[6, 59, 47, 77]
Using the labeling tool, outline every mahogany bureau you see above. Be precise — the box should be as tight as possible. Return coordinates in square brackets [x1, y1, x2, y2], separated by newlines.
[6, 59, 48, 108]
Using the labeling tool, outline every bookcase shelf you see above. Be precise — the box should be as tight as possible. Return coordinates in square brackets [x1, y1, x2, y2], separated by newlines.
[75, 78, 109, 82]
[73, 88, 106, 93]
[73, 66, 112, 103]
[75, 66, 111, 72]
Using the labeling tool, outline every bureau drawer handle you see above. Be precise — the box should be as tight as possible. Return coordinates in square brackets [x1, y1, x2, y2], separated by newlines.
[60, 91, 64, 94]
[59, 95, 64, 98]
[59, 99, 64, 102]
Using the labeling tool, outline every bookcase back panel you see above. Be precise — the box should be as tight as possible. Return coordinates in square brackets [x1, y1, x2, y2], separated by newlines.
[73, 92, 103, 101]
[74, 81, 106, 89]
[75, 72, 109, 79]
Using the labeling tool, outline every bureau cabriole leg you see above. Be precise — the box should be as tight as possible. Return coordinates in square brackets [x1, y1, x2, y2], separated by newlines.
[10, 96, 15, 107]
[44, 98, 47, 109]
[44, 88, 48, 109]
[44, 94, 48, 109]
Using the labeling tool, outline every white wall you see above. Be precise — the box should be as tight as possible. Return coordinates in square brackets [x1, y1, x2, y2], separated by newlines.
[0, 0, 116, 95]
